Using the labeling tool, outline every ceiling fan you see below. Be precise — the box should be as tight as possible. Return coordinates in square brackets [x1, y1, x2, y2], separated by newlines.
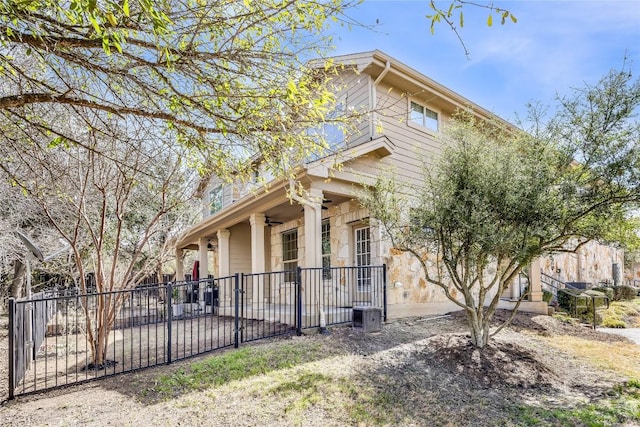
[265, 216, 283, 227]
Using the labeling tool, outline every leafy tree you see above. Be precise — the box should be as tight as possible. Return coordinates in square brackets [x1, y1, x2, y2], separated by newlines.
[0, 198, 61, 300]
[0, 113, 199, 366]
[425, 0, 517, 57]
[603, 215, 640, 272]
[0, 0, 360, 366]
[362, 68, 639, 348]
[0, 0, 359, 180]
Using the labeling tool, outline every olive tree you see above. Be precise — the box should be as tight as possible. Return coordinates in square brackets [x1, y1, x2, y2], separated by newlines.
[362, 68, 639, 348]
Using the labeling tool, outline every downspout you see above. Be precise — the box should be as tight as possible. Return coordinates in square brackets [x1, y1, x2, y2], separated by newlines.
[370, 60, 391, 138]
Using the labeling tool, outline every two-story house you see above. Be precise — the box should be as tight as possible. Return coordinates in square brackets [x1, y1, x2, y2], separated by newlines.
[174, 50, 622, 322]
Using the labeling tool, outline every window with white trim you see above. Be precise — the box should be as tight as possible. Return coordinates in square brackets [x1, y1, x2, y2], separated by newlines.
[321, 219, 331, 279]
[282, 229, 298, 282]
[354, 225, 371, 292]
[209, 186, 223, 214]
[410, 101, 439, 132]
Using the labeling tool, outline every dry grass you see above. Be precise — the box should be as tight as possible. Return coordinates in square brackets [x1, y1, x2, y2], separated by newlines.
[543, 334, 640, 380]
[1, 311, 639, 426]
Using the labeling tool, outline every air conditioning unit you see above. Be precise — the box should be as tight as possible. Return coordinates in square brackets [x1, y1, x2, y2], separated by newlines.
[352, 306, 382, 332]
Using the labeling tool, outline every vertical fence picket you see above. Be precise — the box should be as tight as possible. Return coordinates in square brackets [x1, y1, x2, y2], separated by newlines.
[234, 273, 240, 349]
[166, 281, 173, 364]
[296, 267, 302, 336]
[8, 298, 15, 400]
[383, 264, 388, 322]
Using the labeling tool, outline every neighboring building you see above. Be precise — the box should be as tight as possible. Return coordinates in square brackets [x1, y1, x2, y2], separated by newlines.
[541, 240, 624, 288]
[628, 261, 640, 287]
[175, 50, 620, 319]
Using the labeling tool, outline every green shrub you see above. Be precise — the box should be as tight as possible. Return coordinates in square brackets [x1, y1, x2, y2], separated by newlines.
[558, 289, 589, 319]
[592, 287, 614, 301]
[602, 318, 627, 328]
[553, 312, 579, 324]
[585, 290, 608, 308]
[558, 288, 580, 310]
[543, 290, 554, 303]
[613, 286, 637, 301]
[558, 289, 609, 324]
[582, 311, 603, 325]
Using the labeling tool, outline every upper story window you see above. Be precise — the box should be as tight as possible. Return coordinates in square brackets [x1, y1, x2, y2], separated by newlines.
[209, 186, 223, 214]
[308, 98, 345, 154]
[410, 101, 439, 133]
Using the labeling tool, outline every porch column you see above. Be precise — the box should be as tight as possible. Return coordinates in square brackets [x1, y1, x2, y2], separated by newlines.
[510, 276, 521, 300]
[249, 213, 266, 273]
[198, 237, 209, 305]
[529, 258, 543, 302]
[303, 188, 323, 268]
[217, 229, 231, 308]
[217, 230, 231, 276]
[303, 188, 323, 325]
[175, 248, 185, 281]
[249, 213, 266, 307]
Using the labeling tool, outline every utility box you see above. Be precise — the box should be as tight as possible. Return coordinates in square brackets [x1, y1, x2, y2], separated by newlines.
[353, 306, 382, 332]
[567, 282, 589, 290]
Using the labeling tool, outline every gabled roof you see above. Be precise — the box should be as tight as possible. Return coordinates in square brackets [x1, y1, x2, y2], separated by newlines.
[316, 50, 514, 129]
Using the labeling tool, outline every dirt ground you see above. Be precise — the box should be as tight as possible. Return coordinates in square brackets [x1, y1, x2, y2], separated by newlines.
[0, 310, 637, 426]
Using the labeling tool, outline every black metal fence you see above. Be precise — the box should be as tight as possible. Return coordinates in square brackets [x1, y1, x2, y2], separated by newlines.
[8, 265, 386, 398]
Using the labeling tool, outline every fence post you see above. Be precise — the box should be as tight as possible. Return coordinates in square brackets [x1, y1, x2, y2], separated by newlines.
[382, 264, 388, 322]
[234, 273, 240, 349]
[592, 295, 596, 331]
[167, 282, 173, 364]
[8, 298, 15, 400]
[296, 266, 302, 336]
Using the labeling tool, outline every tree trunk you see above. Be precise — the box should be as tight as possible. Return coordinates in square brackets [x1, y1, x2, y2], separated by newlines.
[468, 316, 490, 348]
[88, 294, 118, 368]
[89, 319, 110, 368]
[10, 260, 25, 298]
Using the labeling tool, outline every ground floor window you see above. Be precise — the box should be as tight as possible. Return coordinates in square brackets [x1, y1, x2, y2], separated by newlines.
[282, 229, 298, 282]
[322, 219, 331, 279]
[354, 225, 371, 291]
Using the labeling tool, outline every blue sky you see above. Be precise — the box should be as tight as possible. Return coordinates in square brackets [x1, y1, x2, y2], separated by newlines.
[327, 0, 640, 123]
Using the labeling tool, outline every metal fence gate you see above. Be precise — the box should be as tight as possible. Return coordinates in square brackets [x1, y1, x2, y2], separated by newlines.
[8, 265, 386, 399]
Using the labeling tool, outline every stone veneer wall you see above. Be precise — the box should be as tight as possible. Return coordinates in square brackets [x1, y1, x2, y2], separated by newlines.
[266, 199, 492, 306]
[541, 240, 624, 287]
[268, 199, 377, 271]
[380, 240, 460, 305]
[325, 200, 379, 267]
[259, 200, 625, 305]
[270, 218, 303, 272]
